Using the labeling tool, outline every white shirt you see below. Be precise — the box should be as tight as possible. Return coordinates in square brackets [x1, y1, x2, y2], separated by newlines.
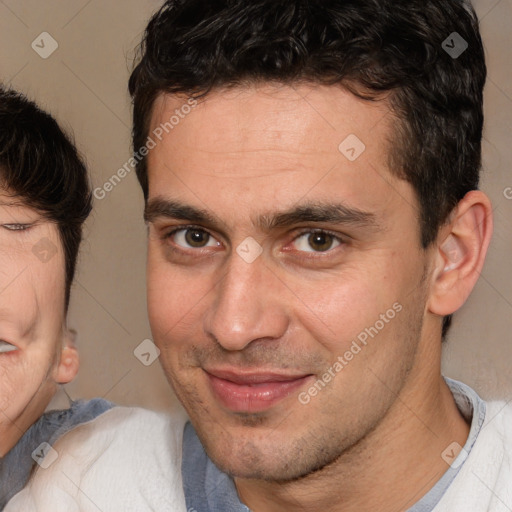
[6, 381, 512, 511]
[5, 406, 188, 512]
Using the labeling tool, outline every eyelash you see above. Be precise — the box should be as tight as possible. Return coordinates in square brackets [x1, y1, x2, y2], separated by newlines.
[162, 225, 345, 256]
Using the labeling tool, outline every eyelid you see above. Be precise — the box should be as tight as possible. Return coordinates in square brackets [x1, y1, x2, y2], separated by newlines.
[163, 224, 223, 248]
[164, 224, 214, 238]
[290, 228, 346, 249]
[292, 227, 345, 239]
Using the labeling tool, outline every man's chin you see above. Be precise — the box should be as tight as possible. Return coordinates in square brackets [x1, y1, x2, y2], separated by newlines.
[212, 452, 332, 484]
[196, 423, 338, 483]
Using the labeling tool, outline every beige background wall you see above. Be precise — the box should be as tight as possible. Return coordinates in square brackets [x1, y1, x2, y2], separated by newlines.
[0, 0, 510, 410]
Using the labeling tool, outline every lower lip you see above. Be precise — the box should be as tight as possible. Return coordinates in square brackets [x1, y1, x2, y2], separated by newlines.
[206, 373, 311, 413]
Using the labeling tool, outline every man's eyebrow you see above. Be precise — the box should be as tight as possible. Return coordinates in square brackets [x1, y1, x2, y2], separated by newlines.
[144, 198, 218, 225]
[260, 203, 378, 231]
[144, 198, 378, 231]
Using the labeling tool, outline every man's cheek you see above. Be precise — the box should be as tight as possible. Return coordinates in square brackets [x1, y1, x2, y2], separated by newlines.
[148, 282, 176, 328]
[296, 284, 373, 340]
[152, 282, 207, 331]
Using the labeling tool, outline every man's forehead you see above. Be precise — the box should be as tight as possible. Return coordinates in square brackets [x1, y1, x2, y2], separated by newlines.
[150, 83, 392, 141]
[146, 83, 414, 231]
[148, 85, 396, 183]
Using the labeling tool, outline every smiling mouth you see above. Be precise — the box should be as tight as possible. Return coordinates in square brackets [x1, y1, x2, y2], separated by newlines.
[204, 368, 313, 413]
[0, 341, 17, 353]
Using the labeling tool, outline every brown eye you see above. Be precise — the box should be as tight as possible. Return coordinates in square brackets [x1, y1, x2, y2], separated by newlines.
[292, 231, 342, 253]
[184, 229, 210, 248]
[308, 232, 334, 252]
[171, 227, 220, 250]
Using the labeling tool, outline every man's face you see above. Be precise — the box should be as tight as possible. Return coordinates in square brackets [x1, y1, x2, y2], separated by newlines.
[146, 84, 437, 480]
[0, 193, 69, 456]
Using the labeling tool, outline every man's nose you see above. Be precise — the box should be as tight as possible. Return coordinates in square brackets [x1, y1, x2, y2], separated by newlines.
[203, 252, 289, 352]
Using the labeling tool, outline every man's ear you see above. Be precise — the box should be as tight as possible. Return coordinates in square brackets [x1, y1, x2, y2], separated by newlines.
[54, 327, 79, 384]
[428, 190, 493, 317]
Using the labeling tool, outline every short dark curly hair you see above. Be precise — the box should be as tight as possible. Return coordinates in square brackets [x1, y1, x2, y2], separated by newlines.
[0, 86, 92, 311]
[129, 0, 487, 338]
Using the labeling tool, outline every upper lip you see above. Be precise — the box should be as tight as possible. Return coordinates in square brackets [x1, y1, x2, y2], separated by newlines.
[204, 368, 311, 385]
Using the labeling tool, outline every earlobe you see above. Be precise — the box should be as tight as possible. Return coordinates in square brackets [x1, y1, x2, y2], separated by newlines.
[55, 329, 80, 384]
[428, 190, 493, 317]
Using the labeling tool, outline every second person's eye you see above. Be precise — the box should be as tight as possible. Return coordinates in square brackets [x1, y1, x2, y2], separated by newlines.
[2, 224, 31, 231]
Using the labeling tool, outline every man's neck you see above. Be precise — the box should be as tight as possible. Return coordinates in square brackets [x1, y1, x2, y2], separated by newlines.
[235, 375, 470, 512]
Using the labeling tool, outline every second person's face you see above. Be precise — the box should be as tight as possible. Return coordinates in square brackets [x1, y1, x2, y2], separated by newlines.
[0, 193, 73, 456]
